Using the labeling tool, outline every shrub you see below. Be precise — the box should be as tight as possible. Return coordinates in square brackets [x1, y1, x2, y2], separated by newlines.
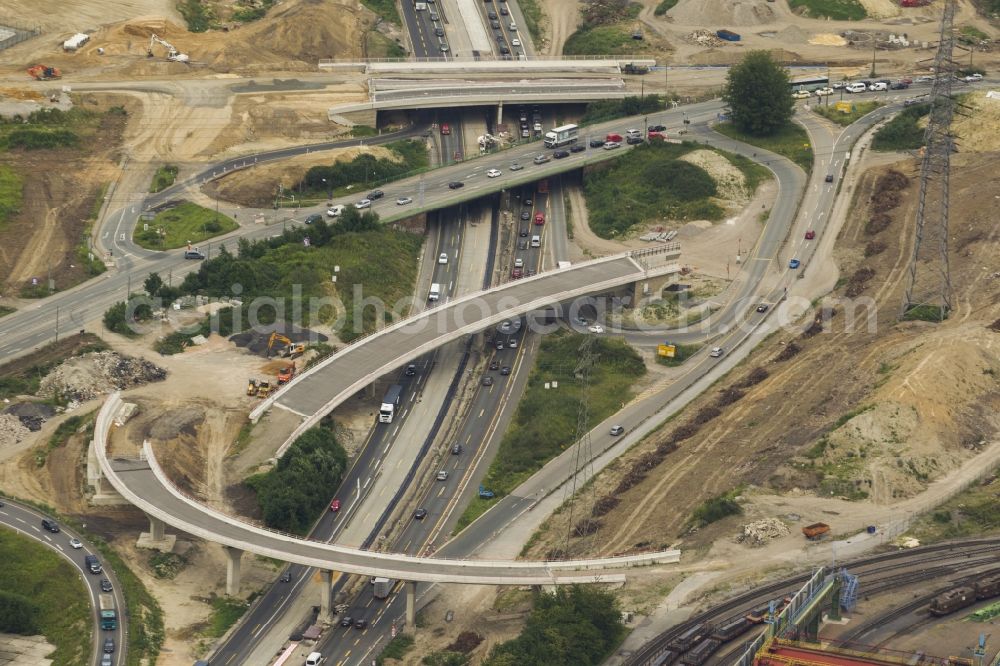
[715, 388, 745, 407]
[872, 103, 930, 151]
[845, 267, 876, 297]
[775, 341, 801, 361]
[591, 495, 620, 517]
[864, 240, 887, 257]
[693, 406, 722, 424]
[865, 212, 892, 235]
[690, 491, 742, 526]
[738, 366, 770, 388]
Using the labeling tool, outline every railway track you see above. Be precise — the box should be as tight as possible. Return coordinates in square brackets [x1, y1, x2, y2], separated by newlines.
[624, 538, 1000, 666]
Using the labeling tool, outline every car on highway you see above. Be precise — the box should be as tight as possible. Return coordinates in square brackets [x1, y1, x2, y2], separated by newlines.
[414, 508, 428, 520]
[626, 135, 643, 145]
[520, 211, 531, 221]
[439, 252, 448, 264]
[648, 124, 666, 132]
[490, 359, 500, 370]
[523, 198, 532, 206]
[330, 498, 341, 512]
[490, 19, 500, 28]
[184, 249, 206, 260]
[482, 376, 494, 387]
[610, 425, 624, 436]
[756, 304, 769, 313]
[100, 578, 113, 592]
[512, 38, 521, 47]
[832, 81, 847, 89]
[510, 162, 523, 171]
[305, 213, 322, 225]
[789, 258, 801, 269]
[709, 347, 724, 358]
[487, 168, 502, 178]
[405, 364, 417, 376]
[500, 5, 508, 13]
[845, 82, 867, 93]
[890, 81, 910, 90]
[533, 154, 551, 164]
[588, 324, 604, 334]
[280, 571, 292, 582]
[440, 43, 450, 52]
[355, 199, 372, 209]
[440, 123, 451, 135]
[508, 338, 517, 348]
[868, 81, 887, 91]
[451, 443, 463, 455]
[589, 138, 605, 148]
[964, 73, 983, 82]
[340, 616, 354, 627]
[435, 27, 444, 36]
[499, 44, 510, 55]
[327, 204, 345, 217]
[518, 239, 528, 250]
[101, 654, 112, 666]
[69, 537, 83, 549]
[553, 149, 570, 158]
[488, 9, 497, 18]
[514, 258, 524, 268]
[815, 87, 834, 96]
[437, 470, 449, 481]
[792, 90, 811, 99]
[448, 181, 464, 189]
[534, 212, 545, 225]
[805, 230, 816, 239]
[41, 519, 59, 533]
[354, 619, 368, 630]
[104, 637, 116, 653]
[500, 366, 511, 375]
[603, 141, 621, 150]
[825, 174, 834, 183]
[368, 189, 384, 200]
[915, 75, 933, 83]
[511, 267, 523, 279]
[396, 196, 413, 206]
[570, 144, 586, 153]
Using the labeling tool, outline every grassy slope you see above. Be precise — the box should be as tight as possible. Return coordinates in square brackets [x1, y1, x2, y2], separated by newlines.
[787, 0, 866, 20]
[713, 122, 813, 172]
[0, 529, 91, 665]
[456, 331, 645, 531]
[813, 100, 882, 127]
[133, 202, 238, 250]
[0, 165, 23, 230]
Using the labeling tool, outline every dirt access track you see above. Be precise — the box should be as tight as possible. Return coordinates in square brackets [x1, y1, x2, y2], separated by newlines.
[529, 146, 1000, 566]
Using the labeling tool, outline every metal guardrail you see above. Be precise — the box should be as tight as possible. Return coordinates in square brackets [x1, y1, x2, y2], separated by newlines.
[320, 55, 654, 64]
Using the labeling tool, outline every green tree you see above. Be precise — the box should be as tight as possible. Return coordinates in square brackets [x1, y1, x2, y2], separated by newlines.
[0, 590, 41, 635]
[144, 272, 164, 297]
[723, 51, 794, 137]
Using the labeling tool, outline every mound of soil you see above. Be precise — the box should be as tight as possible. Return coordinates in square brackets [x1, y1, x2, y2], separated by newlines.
[668, 0, 777, 26]
[2, 402, 56, 432]
[229, 325, 327, 356]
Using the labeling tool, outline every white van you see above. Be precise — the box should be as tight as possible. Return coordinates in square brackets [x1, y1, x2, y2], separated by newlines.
[428, 283, 441, 301]
[530, 235, 540, 248]
[305, 652, 324, 666]
[845, 82, 867, 93]
[327, 204, 345, 218]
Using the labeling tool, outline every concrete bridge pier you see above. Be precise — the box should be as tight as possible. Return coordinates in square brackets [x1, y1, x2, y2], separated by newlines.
[136, 513, 176, 552]
[320, 570, 333, 618]
[224, 546, 244, 596]
[496, 102, 503, 128]
[404, 580, 417, 632]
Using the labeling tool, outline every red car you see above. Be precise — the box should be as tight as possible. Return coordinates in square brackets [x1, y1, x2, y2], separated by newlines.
[648, 131, 666, 141]
[511, 267, 523, 279]
[330, 499, 341, 512]
[605, 133, 623, 143]
[440, 123, 451, 135]
[534, 212, 545, 226]
[805, 230, 816, 240]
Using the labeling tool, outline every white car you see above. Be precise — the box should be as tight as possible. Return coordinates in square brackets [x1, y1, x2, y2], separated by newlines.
[845, 82, 867, 93]
[603, 141, 621, 150]
[436, 470, 449, 481]
[354, 199, 372, 209]
[69, 537, 83, 549]
[625, 128, 642, 139]
[512, 38, 521, 47]
[514, 258, 524, 268]
[486, 168, 502, 178]
[709, 347, 724, 358]
[814, 87, 834, 96]
[588, 324, 604, 334]
[964, 73, 983, 82]
[438, 253, 448, 265]
[396, 196, 413, 206]
[792, 90, 812, 99]
[327, 204, 345, 217]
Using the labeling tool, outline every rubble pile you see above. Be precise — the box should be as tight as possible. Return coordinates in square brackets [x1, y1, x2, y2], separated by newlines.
[37, 351, 167, 403]
[3, 402, 56, 432]
[736, 518, 789, 547]
[0, 414, 30, 448]
[686, 29, 724, 47]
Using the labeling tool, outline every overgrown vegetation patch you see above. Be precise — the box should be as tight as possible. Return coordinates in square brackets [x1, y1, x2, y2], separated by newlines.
[872, 103, 930, 151]
[150, 165, 179, 193]
[300, 139, 428, 202]
[584, 141, 723, 238]
[0, 529, 91, 665]
[134, 202, 238, 250]
[456, 331, 645, 531]
[814, 100, 882, 126]
[714, 121, 813, 172]
[0, 165, 22, 229]
[581, 94, 663, 125]
[360, 0, 402, 26]
[245, 425, 348, 534]
[787, 0, 866, 20]
[563, 0, 646, 56]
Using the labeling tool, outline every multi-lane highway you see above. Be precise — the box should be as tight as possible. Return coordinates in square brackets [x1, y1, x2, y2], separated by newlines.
[0, 500, 127, 666]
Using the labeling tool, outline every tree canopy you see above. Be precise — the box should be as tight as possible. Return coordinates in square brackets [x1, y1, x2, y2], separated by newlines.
[723, 51, 795, 137]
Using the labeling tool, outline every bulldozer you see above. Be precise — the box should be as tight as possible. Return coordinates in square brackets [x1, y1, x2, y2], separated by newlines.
[27, 65, 61, 80]
[277, 363, 296, 385]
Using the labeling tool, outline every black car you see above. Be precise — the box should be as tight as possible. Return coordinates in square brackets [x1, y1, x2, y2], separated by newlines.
[448, 181, 464, 189]
[570, 144, 586, 153]
[414, 508, 428, 520]
[405, 364, 416, 376]
[367, 189, 384, 200]
[500, 5, 508, 14]
[490, 19, 500, 29]
[499, 44, 510, 54]
[482, 376, 494, 386]
[488, 9, 497, 18]
[490, 359, 500, 370]
[589, 138, 605, 148]
[280, 571, 292, 582]
[104, 638, 115, 654]
[451, 443, 463, 455]
[520, 228, 529, 237]
[435, 27, 445, 36]
[756, 304, 769, 313]
[825, 174, 834, 183]
[354, 619, 368, 630]
[524, 198, 532, 206]
[100, 578, 113, 592]
[648, 124, 666, 132]
[553, 150, 570, 159]
[626, 135, 643, 144]
[41, 519, 59, 533]
[520, 211, 531, 221]
[305, 213, 322, 225]
[890, 81, 909, 90]
[518, 239, 528, 250]
[340, 616, 354, 627]
[500, 366, 511, 375]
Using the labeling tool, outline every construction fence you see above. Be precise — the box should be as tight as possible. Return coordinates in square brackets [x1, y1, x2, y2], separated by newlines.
[0, 20, 40, 51]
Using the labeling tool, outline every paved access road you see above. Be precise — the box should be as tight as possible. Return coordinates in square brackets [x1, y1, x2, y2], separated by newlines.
[0, 500, 127, 666]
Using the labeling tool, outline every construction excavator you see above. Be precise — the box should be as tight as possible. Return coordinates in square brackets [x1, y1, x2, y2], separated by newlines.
[265, 331, 306, 358]
[27, 65, 61, 80]
[147, 33, 190, 63]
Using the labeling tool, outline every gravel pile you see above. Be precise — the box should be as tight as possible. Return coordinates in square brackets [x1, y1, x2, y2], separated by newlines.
[3, 402, 56, 432]
[0, 414, 31, 449]
[37, 351, 167, 403]
[736, 518, 789, 547]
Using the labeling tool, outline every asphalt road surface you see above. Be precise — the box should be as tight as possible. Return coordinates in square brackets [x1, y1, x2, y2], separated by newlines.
[0, 500, 127, 666]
